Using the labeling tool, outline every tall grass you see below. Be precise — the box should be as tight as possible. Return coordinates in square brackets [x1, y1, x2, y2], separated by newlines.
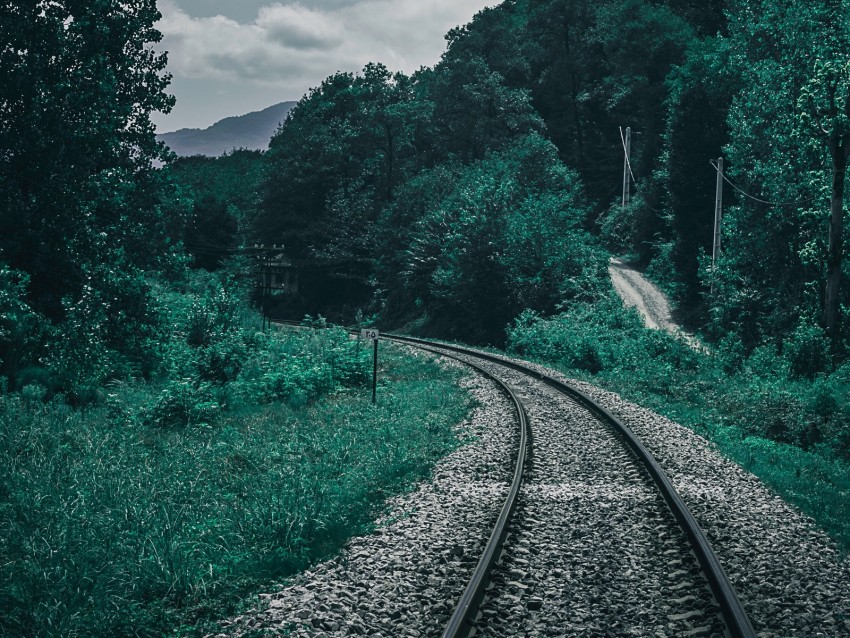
[507, 295, 850, 552]
[0, 332, 471, 636]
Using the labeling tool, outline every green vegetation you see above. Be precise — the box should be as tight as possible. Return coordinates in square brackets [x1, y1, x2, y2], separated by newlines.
[245, 0, 850, 548]
[0, 291, 471, 636]
[3, 0, 850, 632]
[1, 5, 476, 635]
[251, 0, 850, 363]
[508, 300, 850, 551]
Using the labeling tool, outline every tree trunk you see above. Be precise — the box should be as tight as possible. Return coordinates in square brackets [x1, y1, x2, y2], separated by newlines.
[824, 133, 847, 345]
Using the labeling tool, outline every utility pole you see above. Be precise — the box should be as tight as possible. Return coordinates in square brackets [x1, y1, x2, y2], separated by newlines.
[622, 126, 632, 208]
[712, 157, 724, 275]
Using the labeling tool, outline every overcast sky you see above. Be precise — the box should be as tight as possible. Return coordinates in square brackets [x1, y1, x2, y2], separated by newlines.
[152, 0, 497, 132]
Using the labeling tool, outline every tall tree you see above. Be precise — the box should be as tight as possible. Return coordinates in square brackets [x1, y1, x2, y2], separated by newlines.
[661, 37, 738, 311]
[0, 0, 174, 386]
[0, 0, 174, 317]
[257, 64, 425, 315]
[796, 6, 850, 345]
[712, 0, 850, 352]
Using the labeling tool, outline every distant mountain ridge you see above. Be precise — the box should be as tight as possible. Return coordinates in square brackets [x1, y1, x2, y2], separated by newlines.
[157, 101, 296, 157]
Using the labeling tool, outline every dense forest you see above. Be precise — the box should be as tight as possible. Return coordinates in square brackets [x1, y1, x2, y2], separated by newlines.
[4, 0, 850, 395]
[244, 0, 850, 359]
[3, 0, 850, 635]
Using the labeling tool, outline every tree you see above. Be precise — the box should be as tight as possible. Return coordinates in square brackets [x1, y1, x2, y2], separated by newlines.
[398, 134, 605, 344]
[797, 33, 850, 345]
[257, 64, 431, 316]
[711, 0, 850, 353]
[661, 37, 739, 312]
[167, 150, 264, 270]
[0, 0, 173, 314]
[0, 0, 174, 387]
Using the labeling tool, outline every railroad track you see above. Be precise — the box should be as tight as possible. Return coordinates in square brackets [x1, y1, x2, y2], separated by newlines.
[274, 321, 756, 637]
[388, 335, 756, 638]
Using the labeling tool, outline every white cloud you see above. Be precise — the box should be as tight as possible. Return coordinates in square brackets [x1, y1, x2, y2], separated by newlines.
[155, 0, 494, 129]
[158, 0, 492, 84]
[256, 3, 343, 50]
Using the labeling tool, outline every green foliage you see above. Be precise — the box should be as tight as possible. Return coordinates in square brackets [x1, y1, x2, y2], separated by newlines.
[49, 257, 165, 394]
[0, 265, 45, 384]
[509, 294, 701, 378]
[0, 324, 472, 636]
[702, 0, 850, 352]
[147, 379, 220, 428]
[0, 0, 174, 316]
[0, 0, 181, 393]
[390, 134, 606, 344]
[166, 151, 264, 271]
[785, 318, 831, 380]
[659, 36, 738, 311]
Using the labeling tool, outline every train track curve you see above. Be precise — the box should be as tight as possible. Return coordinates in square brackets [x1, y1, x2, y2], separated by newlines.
[270, 321, 756, 637]
[385, 334, 756, 638]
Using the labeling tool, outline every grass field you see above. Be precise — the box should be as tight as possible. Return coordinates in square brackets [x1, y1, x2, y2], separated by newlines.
[0, 335, 472, 637]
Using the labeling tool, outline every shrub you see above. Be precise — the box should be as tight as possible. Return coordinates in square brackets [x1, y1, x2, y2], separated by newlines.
[146, 379, 220, 428]
[784, 318, 830, 380]
[0, 265, 47, 386]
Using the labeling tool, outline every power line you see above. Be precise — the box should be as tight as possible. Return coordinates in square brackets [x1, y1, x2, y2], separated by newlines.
[618, 126, 663, 213]
[709, 160, 822, 207]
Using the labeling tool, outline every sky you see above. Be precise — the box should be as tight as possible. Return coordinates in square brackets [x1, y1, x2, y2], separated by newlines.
[152, 0, 497, 132]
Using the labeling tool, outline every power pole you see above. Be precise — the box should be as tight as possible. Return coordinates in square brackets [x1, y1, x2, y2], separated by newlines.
[622, 126, 632, 208]
[712, 157, 724, 274]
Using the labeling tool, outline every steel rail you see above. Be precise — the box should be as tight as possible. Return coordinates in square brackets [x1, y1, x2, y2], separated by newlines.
[273, 320, 755, 637]
[385, 333, 757, 638]
[412, 346, 529, 638]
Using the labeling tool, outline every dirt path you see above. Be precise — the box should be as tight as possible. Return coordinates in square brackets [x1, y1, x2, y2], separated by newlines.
[608, 258, 702, 350]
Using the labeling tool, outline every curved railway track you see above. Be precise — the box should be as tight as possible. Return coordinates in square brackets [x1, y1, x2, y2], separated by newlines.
[386, 335, 756, 638]
[274, 321, 756, 637]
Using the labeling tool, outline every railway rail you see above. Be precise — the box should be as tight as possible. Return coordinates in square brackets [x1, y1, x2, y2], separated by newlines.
[388, 335, 755, 638]
[273, 321, 757, 637]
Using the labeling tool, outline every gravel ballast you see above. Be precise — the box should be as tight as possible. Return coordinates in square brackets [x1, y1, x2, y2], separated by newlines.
[212, 359, 519, 637]
[460, 356, 724, 638]
[211, 348, 850, 638]
[494, 351, 850, 637]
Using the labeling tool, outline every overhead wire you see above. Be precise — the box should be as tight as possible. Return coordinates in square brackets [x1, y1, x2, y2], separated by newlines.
[709, 159, 822, 207]
[619, 127, 663, 213]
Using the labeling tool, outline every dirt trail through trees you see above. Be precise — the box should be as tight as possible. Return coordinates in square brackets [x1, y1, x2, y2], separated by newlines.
[608, 258, 702, 350]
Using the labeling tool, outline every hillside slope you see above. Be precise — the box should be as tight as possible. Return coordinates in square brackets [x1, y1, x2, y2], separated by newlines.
[157, 101, 296, 157]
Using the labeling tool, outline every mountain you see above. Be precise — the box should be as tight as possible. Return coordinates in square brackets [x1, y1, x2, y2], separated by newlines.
[156, 101, 296, 157]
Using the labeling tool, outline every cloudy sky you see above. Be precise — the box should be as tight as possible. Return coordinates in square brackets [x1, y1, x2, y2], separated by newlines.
[153, 0, 496, 132]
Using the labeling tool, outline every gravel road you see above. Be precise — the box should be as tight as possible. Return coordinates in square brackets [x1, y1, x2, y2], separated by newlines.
[608, 258, 702, 350]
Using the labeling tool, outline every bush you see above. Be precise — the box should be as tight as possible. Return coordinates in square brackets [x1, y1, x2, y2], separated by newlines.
[147, 379, 220, 428]
[0, 265, 47, 386]
[784, 318, 830, 380]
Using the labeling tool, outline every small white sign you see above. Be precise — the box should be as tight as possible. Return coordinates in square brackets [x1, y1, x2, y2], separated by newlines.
[361, 328, 379, 340]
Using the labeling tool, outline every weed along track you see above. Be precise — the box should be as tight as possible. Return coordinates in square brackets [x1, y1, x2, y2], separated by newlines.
[389, 336, 754, 638]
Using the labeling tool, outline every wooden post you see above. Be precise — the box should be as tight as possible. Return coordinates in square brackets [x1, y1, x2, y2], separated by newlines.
[622, 126, 631, 208]
[372, 338, 378, 404]
[712, 157, 724, 276]
[360, 329, 379, 403]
